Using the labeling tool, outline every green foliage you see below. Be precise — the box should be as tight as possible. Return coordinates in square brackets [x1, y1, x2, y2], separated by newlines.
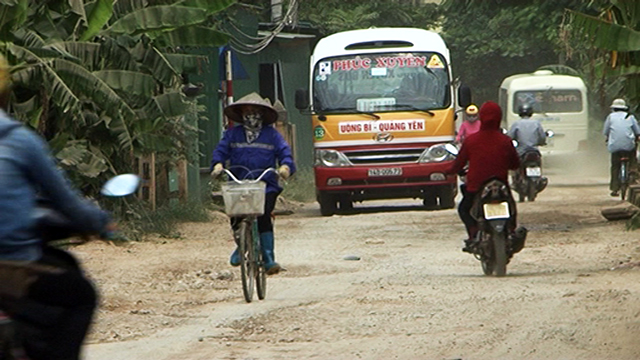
[628, 211, 640, 231]
[567, 0, 640, 114]
[0, 0, 233, 196]
[115, 198, 212, 240]
[440, 0, 600, 104]
[239, 0, 441, 36]
[300, 0, 440, 36]
[281, 167, 316, 203]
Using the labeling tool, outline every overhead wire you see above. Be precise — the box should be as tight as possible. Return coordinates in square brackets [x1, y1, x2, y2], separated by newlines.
[226, 0, 299, 55]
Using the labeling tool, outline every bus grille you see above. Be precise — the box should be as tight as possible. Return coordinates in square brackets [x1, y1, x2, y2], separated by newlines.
[343, 148, 425, 165]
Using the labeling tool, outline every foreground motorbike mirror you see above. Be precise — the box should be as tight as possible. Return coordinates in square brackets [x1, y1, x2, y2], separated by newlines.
[545, 130, 554, 138]
[101, 174, 141, 197]
[444, 143, 459, 156]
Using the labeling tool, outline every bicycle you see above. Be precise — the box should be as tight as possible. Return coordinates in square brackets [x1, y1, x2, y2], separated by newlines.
[220, 167, 276, 303]
[618, 156, 632, 200]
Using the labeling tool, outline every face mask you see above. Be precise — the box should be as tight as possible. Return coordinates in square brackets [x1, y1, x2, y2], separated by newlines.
[242, 112, 263, 143]
[243, 113, 263, 131]
[468, 115, 478, 123]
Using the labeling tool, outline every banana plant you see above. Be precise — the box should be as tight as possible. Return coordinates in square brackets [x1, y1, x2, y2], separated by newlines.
[568, 0, 640, 112]
[0, 0, 234, 191]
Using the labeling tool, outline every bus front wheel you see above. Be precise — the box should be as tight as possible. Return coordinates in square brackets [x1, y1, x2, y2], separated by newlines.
[439, 186, 456, 209]
[318, 192, 337, 216]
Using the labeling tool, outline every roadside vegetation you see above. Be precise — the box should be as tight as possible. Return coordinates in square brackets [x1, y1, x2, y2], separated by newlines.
[281, 167, 316, 203]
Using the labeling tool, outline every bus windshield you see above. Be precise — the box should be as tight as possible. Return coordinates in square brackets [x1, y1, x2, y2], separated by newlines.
[514, 89, 583, 113]
[312, 52, 450, 113]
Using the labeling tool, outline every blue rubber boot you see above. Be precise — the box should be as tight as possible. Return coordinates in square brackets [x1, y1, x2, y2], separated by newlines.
[229, 248, 240, 267]
[259, 232, 281, 275]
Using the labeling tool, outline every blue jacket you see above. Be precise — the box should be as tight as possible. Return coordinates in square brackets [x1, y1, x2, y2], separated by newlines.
[0, 110, 110, 261]
[603, 111, 640, 153]
[507, 117, 547, 156]
[211, 125, 296, 193]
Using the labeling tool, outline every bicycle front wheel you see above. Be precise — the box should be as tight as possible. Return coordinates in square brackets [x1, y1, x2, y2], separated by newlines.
[239, 220, 255, 303]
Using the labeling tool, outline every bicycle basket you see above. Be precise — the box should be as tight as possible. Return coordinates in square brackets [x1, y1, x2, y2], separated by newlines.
[221, 181, 266, 216]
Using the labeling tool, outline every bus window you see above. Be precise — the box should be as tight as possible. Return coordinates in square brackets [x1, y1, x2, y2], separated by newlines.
[513, 89, 583, 114]
[313, 52, 450, 113]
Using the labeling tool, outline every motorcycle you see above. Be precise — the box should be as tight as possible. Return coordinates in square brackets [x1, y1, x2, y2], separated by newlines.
[442, 144, 526, 276]
[468, 178, 526, 277]
[0, 174, 140, 360]
[512, 130, 553, 202]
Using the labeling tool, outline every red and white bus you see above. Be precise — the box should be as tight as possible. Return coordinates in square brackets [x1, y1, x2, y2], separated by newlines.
[296, 27, 470, 215]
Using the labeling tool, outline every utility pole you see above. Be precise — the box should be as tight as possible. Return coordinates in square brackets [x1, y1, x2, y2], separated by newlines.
[271, 0, 283, 23]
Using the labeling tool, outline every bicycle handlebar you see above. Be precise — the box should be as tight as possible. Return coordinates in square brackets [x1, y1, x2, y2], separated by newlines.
[222, 167, 277, 184]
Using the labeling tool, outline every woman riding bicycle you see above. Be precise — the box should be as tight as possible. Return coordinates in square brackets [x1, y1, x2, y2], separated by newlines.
[210, 93, 296, 275]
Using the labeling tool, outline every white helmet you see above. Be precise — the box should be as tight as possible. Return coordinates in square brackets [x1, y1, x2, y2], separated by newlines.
[610, 98, 628, 110]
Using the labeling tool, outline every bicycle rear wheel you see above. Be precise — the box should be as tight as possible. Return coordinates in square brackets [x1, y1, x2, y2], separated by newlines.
[620, 162, 628, 201]
[239, 220, 255, 303]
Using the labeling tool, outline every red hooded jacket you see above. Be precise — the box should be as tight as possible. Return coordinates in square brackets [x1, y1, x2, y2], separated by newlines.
[447, 101, 520, 192]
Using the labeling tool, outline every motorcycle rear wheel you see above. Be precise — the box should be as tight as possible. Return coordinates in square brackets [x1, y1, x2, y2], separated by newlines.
[527, 180, 537, 202]
[479, 231, 494, 275]
[493, 231, 508, 277]
[481, 257, 494, 276]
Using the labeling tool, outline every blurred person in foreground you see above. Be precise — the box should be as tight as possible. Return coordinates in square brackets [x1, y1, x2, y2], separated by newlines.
[210, 93, 296, 275]
[0, 53, 115, 359]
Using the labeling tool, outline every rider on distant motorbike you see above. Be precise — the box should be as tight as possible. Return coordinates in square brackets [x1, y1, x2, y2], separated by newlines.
[507, 104, 547, 157]
[455, 104, 480, 144]
[446, 101, 525, 252]
[507, 103, 548, 193]
[0, 53, 115, 359]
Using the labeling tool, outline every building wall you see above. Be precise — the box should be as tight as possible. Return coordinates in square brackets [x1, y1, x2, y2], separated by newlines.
[234, 37, 315, 169]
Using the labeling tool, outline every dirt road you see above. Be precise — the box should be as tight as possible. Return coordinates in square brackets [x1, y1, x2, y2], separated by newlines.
[82, 160, 640, 360]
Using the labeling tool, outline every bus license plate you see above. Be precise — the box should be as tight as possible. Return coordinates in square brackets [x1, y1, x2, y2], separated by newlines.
[526, 167, 541, 177]
[368, 167, 402, 177]
[483, 202, 510, 220]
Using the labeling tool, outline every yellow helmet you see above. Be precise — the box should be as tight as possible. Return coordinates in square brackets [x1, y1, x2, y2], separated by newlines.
[0, 53, 11, 95]
[465, 104, 478, 116]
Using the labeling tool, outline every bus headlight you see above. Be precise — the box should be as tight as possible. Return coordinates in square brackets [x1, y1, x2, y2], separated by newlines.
[418, 144, 456, 163]
[315, 149, 352, 167]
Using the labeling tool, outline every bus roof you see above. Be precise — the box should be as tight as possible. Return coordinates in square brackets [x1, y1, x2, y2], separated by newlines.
[500, 70, 587, 91]
[312, 27, 449, 63]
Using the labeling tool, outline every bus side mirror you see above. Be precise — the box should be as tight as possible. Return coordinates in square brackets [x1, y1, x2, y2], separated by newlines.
[458, 85, 472, 108]
[295, 88, 309, 110]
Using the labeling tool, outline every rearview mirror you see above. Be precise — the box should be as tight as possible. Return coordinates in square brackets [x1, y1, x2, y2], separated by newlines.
[444, 143, 459, 156]
[295, 88, 309, 110]
[101, 174, 141, 197]
[458, 85, 472, 108]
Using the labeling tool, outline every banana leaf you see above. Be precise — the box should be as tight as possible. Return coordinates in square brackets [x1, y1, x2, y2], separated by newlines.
[93, 70, 155, 97]
[152, 26, 230, 48]
[80, 0, 114, 41]
[569, 10, 640, 52]
[107, 6, 208, 35]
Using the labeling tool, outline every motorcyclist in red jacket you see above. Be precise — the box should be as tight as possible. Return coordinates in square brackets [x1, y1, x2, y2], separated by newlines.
[447, 101, 524, 252]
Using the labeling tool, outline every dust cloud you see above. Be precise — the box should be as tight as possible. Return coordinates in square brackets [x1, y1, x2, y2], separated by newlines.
[543, 143, 611, 185]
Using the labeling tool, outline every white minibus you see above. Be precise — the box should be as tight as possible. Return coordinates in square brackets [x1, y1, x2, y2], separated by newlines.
[499, 70, 589, 157]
